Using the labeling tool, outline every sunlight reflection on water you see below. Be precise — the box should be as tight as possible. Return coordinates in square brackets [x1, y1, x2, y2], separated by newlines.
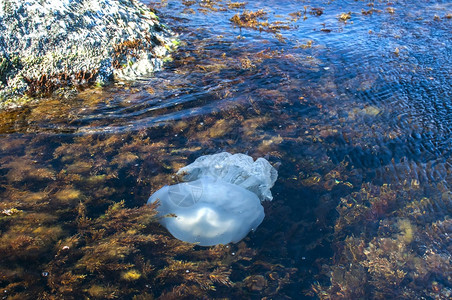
[0, 0, 451, 298]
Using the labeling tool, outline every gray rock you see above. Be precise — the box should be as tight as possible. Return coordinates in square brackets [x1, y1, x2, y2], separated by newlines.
[0, 0, 177, 108]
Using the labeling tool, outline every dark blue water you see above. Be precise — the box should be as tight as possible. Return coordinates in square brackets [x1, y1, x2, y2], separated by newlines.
[0, 0, 451, 298]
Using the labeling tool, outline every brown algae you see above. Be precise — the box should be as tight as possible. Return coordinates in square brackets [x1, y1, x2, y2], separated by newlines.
[0, 0, 451, 299]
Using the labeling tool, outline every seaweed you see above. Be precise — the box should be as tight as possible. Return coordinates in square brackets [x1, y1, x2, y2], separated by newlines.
[314, 180, 452, 299]
[23, 70, 98, 97]
[1, 1, 451, 299]
[0, 128, 297, 298]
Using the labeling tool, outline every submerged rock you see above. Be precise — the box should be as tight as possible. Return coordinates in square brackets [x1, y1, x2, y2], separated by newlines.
[0, 0, 177, 108]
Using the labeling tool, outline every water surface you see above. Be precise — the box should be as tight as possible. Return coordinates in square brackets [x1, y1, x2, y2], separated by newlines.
[0, 0, 451, 298]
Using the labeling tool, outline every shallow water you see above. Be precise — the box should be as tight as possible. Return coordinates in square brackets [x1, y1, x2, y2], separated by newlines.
[0, 0, 451, 299]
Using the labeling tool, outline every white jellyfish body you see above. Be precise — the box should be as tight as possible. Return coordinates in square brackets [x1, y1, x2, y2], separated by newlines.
[147, 152, 278, 246]
[148, 176, 264, 246]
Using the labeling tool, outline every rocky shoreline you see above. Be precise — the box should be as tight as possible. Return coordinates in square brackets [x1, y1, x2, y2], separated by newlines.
[0, 0, 177, 109]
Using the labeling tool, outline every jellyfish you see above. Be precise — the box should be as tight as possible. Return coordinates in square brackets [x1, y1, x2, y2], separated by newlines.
[147, 152, 278, 246]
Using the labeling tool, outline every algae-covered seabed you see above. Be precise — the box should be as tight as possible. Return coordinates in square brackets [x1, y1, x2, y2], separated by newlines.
[0, 0, 451, 299]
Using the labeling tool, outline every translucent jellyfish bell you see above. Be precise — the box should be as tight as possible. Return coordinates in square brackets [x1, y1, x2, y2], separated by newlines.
[148, 176, 264, 246]
[147, 152, 278, 246]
